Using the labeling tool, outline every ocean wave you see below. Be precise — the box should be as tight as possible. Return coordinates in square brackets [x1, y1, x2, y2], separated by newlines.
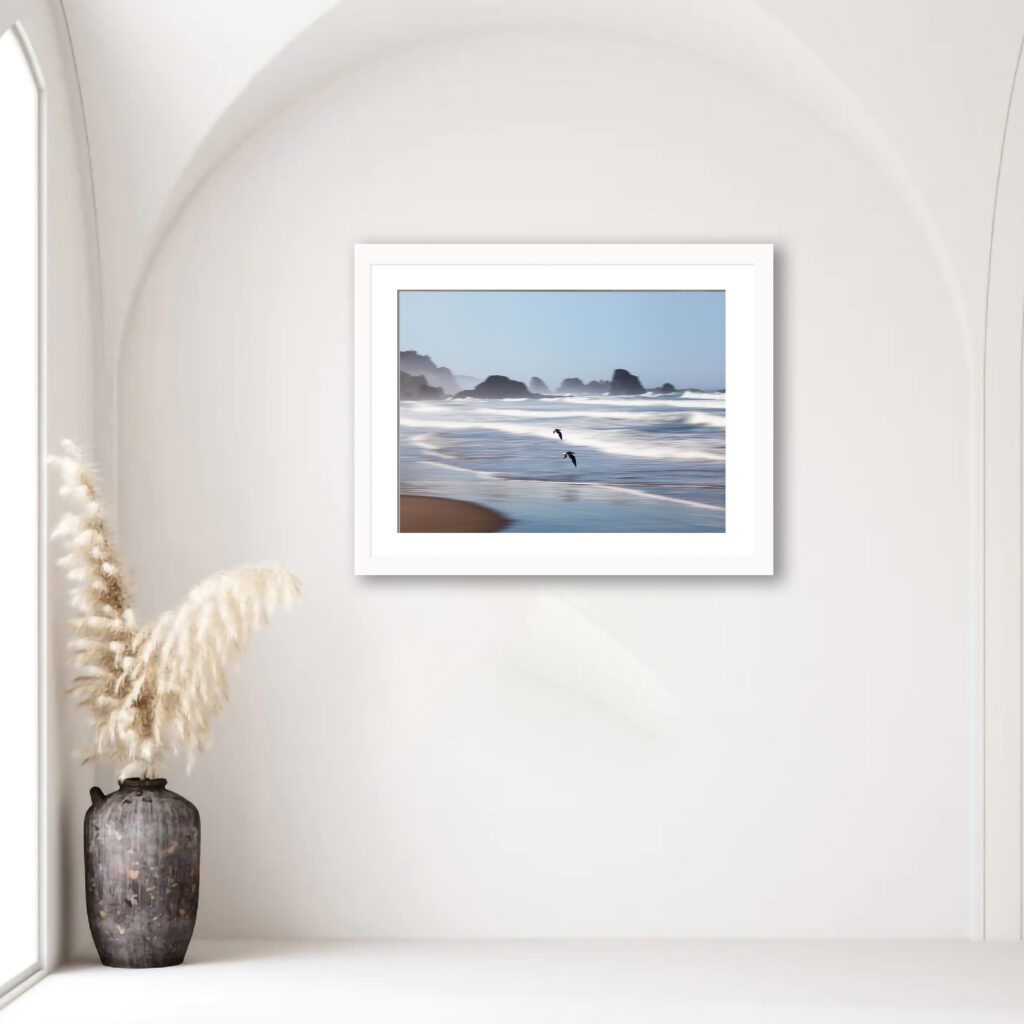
[402, 414, 724, 462]
[559, 396, 724, 409]
[678, 412, 725, 428]
[472, 407, 725, 427]
[419, 460, 724, 511]
[410, 433, 445, 454]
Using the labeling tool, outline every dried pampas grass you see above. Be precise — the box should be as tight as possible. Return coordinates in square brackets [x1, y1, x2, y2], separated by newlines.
[50, 441, 300, 780]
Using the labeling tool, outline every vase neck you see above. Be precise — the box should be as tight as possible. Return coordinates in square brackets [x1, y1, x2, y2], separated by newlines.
[118, 777, 168, 790]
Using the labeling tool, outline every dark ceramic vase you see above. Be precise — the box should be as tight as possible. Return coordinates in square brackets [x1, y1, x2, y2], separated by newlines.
[84, 778, 200, 968]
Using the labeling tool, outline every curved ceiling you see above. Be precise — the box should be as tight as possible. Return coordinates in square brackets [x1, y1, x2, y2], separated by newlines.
[62, 0, 1024, 366]
[61, 0, 338, 363]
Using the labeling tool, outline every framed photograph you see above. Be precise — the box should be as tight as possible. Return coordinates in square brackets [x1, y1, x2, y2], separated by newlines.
[354, 243, 772, 575]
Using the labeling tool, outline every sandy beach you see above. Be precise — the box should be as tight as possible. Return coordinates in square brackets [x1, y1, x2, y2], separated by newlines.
[400, 495, 509, 533]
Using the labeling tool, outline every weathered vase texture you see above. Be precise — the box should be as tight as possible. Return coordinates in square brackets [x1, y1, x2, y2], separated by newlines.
[84, 778, 200, 968]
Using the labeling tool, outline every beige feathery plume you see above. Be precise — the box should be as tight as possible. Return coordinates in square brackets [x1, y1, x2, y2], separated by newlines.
[50, 441, 300, 780]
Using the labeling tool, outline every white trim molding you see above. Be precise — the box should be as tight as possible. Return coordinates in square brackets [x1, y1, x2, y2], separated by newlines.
[0, 0, 105, 1001]
[984, 33, 1024, 940]
[0, 13, 46, 1002]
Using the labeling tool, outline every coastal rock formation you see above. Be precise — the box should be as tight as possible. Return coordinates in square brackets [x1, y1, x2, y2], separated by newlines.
[558, 377, 613, 395]
[529, 377, 552, 394]
[652, 382, 677, 394]
[610, 368, 645, 395]
[399, 350, 459, 395]
[455, 374, 536, 399]
[400, 371, 445, 400]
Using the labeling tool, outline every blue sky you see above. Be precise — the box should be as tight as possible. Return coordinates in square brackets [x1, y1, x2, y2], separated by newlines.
[398, 290, 725, 390]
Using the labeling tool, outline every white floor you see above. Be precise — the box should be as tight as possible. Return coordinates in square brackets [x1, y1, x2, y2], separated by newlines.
[5, 940, 1024, 1023]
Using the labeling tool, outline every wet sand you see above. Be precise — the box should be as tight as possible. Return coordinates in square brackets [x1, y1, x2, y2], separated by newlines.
[399, 495, 509, 533]
[399, 460, 725, 533]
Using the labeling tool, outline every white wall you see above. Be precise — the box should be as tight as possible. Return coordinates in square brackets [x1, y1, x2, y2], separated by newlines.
[107, 26, 979, 941]
[59, 0, 338, 366]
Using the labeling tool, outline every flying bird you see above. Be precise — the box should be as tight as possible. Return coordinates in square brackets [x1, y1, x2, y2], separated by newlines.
[553, 428, 563, 440]
[563, 450, 577, 468]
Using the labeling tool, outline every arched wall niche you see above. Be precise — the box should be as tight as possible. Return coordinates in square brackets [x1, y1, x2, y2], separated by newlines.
[111, 24, 985, 945]
[0, 19, 42, 1005]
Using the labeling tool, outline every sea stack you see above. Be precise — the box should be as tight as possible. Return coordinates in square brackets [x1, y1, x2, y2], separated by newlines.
[399, 350, 459, 395]
[455, 375, 537, 399]
[400, 371, 446, 400]
[609, 368, 645, 395]
[557, 376, 612, 395]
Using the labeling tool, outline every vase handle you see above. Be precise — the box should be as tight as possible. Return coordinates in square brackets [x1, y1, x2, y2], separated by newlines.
[89, 786, 106, 809]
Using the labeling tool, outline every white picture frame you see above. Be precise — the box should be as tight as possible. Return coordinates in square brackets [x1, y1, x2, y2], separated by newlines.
[354, 243, 773, 576]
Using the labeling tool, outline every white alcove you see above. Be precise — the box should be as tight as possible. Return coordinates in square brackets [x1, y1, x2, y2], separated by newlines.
[5, 1, 1024, 1020]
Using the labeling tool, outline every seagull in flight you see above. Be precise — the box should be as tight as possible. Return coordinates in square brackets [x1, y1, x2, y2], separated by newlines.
[553, 428, 563, 441]
[562, 451, 577, 468]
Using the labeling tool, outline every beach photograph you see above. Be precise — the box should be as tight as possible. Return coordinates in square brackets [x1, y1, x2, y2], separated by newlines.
[398, 289, 726, 533]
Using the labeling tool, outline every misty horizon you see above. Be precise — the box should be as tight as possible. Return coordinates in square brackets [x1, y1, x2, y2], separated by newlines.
[398, 290, 725, 391]
[409, 360, 725, 392]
